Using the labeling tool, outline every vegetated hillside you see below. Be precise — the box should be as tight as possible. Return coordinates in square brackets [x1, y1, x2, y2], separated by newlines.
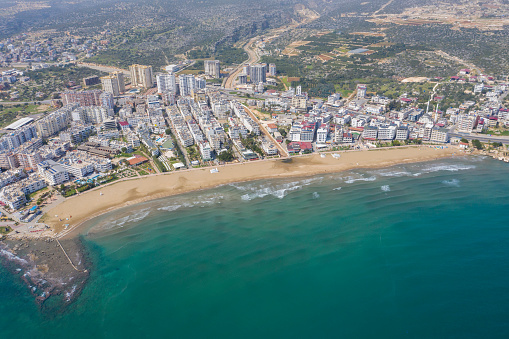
[1, 0, 320, 69]
[385, 24, 509, 75]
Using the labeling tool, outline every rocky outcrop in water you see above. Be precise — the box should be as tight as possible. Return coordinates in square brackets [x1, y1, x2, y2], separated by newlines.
[0, 236, 90, 312]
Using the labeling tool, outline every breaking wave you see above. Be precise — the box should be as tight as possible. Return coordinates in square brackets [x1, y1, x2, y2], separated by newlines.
[418, 163, 476, 175]
[231, 178, 322, 201]
[111, 209, 151, 228]
[344, 175, 377, 184]
[381, 185, 391, 192]
[157, 193, 225, 211]
[0, 249, 28, 264]
[441, 179, 460, 187]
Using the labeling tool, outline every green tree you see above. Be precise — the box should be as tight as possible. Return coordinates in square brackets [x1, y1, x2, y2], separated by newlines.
[460, 138, 469, 144]
[472, 139, 483, 150]
[165, 128, 171, 135]
[217, 150, 234, 162]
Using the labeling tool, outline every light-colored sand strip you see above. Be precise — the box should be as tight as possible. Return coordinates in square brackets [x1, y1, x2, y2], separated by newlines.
[41, 146, 456, 238]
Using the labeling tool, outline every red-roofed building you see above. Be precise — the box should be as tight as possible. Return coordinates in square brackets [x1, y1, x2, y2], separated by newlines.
[266, 123, 278, 133]
[119, 121, 130, 131]
[127, 156, 148, 166]
[287, 141, 313, 153]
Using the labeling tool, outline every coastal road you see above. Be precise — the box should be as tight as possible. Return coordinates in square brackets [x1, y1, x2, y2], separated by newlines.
[449, 132, 509, 144]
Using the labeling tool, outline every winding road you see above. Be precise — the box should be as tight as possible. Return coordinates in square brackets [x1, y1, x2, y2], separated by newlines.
[223, 37, 260, 89]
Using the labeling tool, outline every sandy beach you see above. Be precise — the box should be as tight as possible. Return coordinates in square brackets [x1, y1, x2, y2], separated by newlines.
[38, 146, 456, 238]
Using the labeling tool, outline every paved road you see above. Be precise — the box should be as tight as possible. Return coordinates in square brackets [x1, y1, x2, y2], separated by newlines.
[450, 132, 509, 144]
[242, 104, 289, 157]
[222, 10, 319, 89]
[223, 37, 260, 89]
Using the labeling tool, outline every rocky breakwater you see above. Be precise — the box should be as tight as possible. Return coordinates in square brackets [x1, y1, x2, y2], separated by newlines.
[0, 234, 90, 312]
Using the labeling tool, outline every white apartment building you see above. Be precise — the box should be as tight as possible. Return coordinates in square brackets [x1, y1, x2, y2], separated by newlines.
[362, 126, 378, 140]
[204, 60, 220, 78]
[377, 125, 396, 140]
[316, 125, 328, 144]
[156, 73, 176, 93]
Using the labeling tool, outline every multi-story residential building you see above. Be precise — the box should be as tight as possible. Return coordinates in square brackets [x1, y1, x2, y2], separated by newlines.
[362, 125, 378, 140]
[357, 84, 367, 98]
[58, 156, 94, 178]
[243, 64, 250, 75]
[101, 75, 120, 96]
[250, 63, 266, 84]
[0, 124, 38, 151]
[204, 60, 220, 78]
[377, 124, 396, 140]
[199, 142, 212, 160]
[0, 152, 18, 170]
[129, 64, 153, 89]
[430, 127, 450, 143]
[395, 126, 409, 140]
[83, 75, 100, 87]
[195, 76, 206, 90]
[0, 169, 26, 188]
[328, 93, 342, 106]
[291, 95, 308, 110]
[100, 92, 114, 110]
[71, 106, 113, 125]
[179, 74, 195, 97]
[0, 186, 26, 210]
[238, 73, 248, 84]
[316, 124, 328, 143]
[35, 105, 76, 138]
[17, 174, 47, 195]
[268, 63, 276, 76]
[110, 71, 125, 93]
[16, 151, 43, 169]
[457, 114, 479, 133]
[156, 73, 176, 93]
[211, 100, 229, 120]
[62, 90, 102, 107]
[59, 123, 95, 144]
[37, 160, 70, 185]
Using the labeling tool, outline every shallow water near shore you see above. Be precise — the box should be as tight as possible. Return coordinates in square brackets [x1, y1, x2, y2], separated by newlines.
[1, 156, 509, 338]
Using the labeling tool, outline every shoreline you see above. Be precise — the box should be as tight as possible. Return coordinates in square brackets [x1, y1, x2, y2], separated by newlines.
[26, 146, 458, 240]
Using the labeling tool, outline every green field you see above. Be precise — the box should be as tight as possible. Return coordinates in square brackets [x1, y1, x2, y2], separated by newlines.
[0, 103, 50, 128]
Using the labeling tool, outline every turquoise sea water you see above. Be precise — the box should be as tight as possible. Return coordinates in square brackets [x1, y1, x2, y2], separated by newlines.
[1, 156, 509, 338]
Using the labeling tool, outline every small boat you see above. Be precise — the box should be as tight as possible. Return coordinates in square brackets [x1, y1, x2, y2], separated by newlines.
[320, 154, 326, 158]
[332, 154, 341, 159]
[210, 168, 219, 173]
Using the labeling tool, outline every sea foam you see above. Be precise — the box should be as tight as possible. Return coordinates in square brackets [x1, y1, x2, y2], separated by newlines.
[232, 178, 321, 201]
[441, 179, 460, 187]
[344, 175, 377, 184]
